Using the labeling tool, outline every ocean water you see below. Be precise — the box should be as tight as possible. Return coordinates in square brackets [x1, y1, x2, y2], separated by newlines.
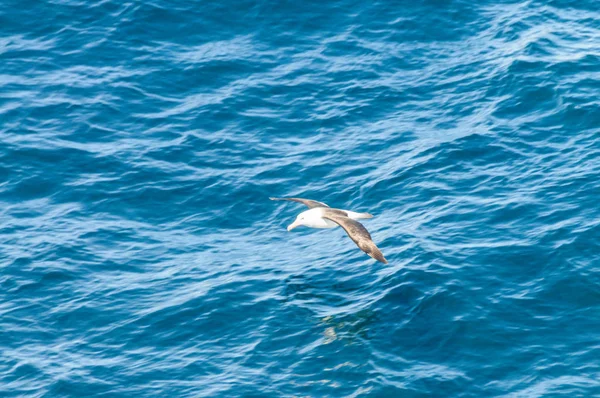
[1, 0, 600, 396]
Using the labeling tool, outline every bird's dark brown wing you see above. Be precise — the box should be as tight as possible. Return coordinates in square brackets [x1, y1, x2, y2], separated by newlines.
[269, 197, 329, 209]
[322, 209, 387, 264]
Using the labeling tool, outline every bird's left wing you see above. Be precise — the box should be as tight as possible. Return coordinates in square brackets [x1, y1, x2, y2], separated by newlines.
[269, 197, 329, 209]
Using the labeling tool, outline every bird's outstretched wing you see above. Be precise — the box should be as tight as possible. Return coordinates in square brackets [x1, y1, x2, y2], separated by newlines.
[269, 197, 329, 209]
[321, 209, 387, 264]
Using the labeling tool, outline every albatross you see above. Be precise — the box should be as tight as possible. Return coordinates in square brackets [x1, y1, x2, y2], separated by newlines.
[270, 197, 387, 264]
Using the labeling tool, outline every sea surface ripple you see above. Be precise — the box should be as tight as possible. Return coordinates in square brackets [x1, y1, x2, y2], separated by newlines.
[1, 0, 600, 396]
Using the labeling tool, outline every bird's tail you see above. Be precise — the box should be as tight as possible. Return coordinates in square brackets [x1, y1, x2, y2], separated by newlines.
[347, 211, 374, 220]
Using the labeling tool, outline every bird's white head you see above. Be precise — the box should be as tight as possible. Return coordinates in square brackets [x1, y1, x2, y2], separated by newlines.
[287, 213, 306, 231]
[287, 208, 324, 231]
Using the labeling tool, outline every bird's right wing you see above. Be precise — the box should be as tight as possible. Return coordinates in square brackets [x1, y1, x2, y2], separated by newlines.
[322, 209, 387, 264]
[269, 197, 329, 209]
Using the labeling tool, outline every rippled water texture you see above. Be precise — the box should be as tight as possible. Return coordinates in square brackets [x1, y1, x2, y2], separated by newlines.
[2, 0, 600, 396]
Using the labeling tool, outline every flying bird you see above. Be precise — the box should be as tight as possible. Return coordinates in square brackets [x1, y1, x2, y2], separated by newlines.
[270, 197, 387, 263]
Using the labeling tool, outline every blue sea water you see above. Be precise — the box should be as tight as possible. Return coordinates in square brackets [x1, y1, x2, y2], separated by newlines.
[1, 0, 600, 396]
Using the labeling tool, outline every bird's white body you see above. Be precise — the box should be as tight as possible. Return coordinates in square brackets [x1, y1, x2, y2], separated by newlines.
[288, 207, 372, 230]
